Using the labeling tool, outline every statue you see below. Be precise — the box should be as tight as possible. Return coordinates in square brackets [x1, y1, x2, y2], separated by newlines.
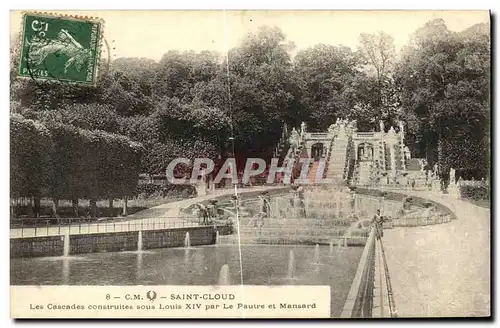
[404, 146, 411, 160]
[449, 168, 456, 185]
[399, 121, 404, 135]
[379, 120, 385, 133]
[327, 123, 336, 134]
[289, 128, 299, 149]
[196, 169, 208, 196]
[388, 126, 396, 134]
[419, 159, 426, 172]
[337, 122, 346, 138]
[350, 119, 358, 132]
[300, 122, 306, 135]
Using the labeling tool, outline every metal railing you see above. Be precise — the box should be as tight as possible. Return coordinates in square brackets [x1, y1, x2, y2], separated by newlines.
[306, 132, 331, 139]
[379, 237, 397, 317]
[10, 217, 209, 238]
[354, 132, 376, 138]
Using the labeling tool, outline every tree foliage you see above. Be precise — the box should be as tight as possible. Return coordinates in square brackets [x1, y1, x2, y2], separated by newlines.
[395, 19, 490, 177]
[10, 19, 490, 188]
[10, 114, 143, 201]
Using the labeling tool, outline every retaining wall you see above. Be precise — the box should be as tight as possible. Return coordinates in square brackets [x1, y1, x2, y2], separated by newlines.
[10, 226, 218, 259]
[340, 229, 376, 318]
[10, 235, 64, 258]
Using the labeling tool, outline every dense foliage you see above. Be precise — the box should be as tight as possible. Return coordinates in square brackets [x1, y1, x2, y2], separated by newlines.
[459, 182, 490, 201]
[395, 20, 490, 179]
[10, 114, 143, 203]
[11, 19, 490, 196]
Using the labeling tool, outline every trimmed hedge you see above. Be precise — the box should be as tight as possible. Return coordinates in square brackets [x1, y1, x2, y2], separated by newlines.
[459, 184, 490, 201]
[10, 115, 53, 199]
[135, 183, 196, 198]
[11, 114, 144, 202]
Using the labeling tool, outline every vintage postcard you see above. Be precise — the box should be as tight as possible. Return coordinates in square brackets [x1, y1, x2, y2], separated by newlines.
[9, 10, 491, 319]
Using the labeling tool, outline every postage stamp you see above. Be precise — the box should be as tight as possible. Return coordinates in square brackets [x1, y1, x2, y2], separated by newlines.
[18, 12, 102, 85]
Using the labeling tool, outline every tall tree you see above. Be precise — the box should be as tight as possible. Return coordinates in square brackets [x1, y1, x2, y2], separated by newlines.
[294, 44, 360, 131]
[356, 31, 399, 130]
[395, 19, 490, 179]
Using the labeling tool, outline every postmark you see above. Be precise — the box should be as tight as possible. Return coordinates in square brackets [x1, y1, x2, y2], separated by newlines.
[18, 12, 103, 85]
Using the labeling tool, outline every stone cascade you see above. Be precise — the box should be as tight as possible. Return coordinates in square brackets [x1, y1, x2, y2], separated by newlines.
[282, 118, 411, 187]
[307, 161, 322, 183]
[356, 162, 373, 185]
[326, 137, 350, 180]
[350, 121, 409, 186]
[284, 121, 337, 183]
[325, 119, 355, 181]
[273, 123, 291, 166]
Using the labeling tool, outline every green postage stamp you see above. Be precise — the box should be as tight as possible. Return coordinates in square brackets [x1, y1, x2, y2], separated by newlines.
[18, 12, 103, 85]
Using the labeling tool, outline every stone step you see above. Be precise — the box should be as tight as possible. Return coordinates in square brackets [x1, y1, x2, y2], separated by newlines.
[218, 235, 368, 246]
[235, 229, 367, 238]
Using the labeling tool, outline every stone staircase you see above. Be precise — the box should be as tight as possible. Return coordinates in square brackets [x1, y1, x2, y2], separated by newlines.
[394, 142, 405, 171]
[218, 219, 369, 246]
[273, 123, 290, 166]
[307, 161, 321, 183]
[357, 162, 372, 185]
[326, 136, 350, 180]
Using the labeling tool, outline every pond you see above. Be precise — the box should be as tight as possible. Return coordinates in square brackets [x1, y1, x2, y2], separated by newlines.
[11, 244, 363, 317]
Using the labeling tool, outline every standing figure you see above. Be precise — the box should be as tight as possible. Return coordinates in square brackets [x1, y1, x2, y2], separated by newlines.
[289, 128, 299, 147]
[404, 146, 411, 160]
[327, 123, 336, 135]
[195, 203, 210, 225]
[372, 209, 384, 239]
[449, 167, 456, 185]
[300, 122, 307, 136]
[259, 191, 271, 218]
[296, 185, 306, 218]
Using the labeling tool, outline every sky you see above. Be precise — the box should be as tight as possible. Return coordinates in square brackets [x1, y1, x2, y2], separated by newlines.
[10, 10, 490, 61]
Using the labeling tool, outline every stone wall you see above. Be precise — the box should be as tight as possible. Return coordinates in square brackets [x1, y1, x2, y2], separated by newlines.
[70, 231, 138, 255]
[355, 187, 456, 220]
[11, 226, 216, 259]
[341, 228, 376, 318]
[11, 235, 64, 258]
[142, 226, 215, 249]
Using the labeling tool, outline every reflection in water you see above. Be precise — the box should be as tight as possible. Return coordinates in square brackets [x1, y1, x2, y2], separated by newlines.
[62, 258, 70, 285]
[63, 232, 70, 257]
[137, 231, 143, 252]
[217, 264, 231, 285]
[11, 245, 362, 317]
[287, 250, 296, 280]
[313, 244, 321, 265]
[136, 252, 143, 282]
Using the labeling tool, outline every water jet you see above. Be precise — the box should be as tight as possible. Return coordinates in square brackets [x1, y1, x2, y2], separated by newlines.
[287, 250, 296, 279]
[218, 264, 231, 285]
